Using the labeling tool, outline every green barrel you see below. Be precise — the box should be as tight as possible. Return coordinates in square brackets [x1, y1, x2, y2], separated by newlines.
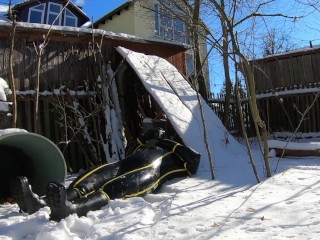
[0, 131, 66, 198]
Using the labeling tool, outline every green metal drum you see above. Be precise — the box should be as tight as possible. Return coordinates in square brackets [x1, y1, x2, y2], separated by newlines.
[0, 131, 66, 197]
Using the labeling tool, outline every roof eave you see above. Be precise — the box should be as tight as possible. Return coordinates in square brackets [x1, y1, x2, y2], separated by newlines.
[91, 1, 133, 28]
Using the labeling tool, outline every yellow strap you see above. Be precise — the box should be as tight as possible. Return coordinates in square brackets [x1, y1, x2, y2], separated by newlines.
[72, 162, 116, 188]
[137, 138, 144, 147]
[99, 189, 110, 201]
[131, 138, 145, 154]
[73, 188, 83, 198]
[72, 143, 181, 199]
[125, 168, 187, 198]
[184, 162, 192, 176]
[101, 143, 180, 190]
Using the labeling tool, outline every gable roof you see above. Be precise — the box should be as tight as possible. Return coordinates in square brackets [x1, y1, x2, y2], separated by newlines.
[12, 0, 89, 21]
[91, 1, 133, 28]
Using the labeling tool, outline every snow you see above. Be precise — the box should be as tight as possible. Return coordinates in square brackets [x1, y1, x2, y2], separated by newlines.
[116, 46, 246, 175]
[0, 77, 10, 112]
[0, 78, 8, 102]
[0, 21, 187, 49]
[0, 128, 27, 136]
[269, 139, 320, 151]
[1, 51, 320, 239]
[0, 4, 8, 17]
[256, 86, 320, 99]
[1, 147, 320, 239]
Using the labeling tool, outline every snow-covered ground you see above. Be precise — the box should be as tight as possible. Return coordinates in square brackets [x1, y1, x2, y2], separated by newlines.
[1, 143, 320, 240]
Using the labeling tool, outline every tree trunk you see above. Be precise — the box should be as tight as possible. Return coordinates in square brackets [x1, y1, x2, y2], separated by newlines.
[220, 7, 232, 127]
[211, 0, 272, 177]
[235, 77, 260, 183]
[193, 0, 208, 101]
[8, 2, 17, 128]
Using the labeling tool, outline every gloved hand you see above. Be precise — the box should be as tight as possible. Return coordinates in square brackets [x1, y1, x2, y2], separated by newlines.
[143, 128, 165, 141]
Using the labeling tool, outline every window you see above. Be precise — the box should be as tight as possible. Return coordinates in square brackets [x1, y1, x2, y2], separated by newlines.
[185, 52, 194, 77]
[47, 2, 62, 25]
[28, 3, 45, 23]
[154, 0, 188, 44]
[64, 9, 77, 27]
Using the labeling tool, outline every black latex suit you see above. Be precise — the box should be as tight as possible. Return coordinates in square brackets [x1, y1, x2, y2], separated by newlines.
[11, 128, 200, 221]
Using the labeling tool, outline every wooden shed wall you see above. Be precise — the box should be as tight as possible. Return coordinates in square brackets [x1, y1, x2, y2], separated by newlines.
[0, 28, 187, 91]
[0, 26, 187, 171]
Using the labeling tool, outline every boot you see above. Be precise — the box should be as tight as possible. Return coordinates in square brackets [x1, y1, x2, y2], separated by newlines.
[46, 182, 108, 222]
[10, 176, 47, 214]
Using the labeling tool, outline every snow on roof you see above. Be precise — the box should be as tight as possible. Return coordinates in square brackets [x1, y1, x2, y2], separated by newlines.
[252, 45, 320, 62]
[0, 4, 8, 14]
[0, 21, 188, 48]
[0, 4, 9, 22]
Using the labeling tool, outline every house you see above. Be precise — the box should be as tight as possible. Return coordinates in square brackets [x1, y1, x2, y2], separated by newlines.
[91, 0, 211, 99]
[9, 0, 89, 27]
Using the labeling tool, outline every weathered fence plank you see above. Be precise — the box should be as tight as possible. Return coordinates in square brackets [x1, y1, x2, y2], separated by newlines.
[253, 47, 320, 92]
[209, 87, 320, 137]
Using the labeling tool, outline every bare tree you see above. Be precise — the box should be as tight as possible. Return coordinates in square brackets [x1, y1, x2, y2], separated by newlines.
[190, 0, 215, 179]
[33, 0, 72, 133]
[8, 0, 17, 127]
[262, 28, 298, 56]
[206, 0, 301, 177]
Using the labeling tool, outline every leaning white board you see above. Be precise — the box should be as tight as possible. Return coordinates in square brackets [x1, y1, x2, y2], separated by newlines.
[116, 47, 246, 171]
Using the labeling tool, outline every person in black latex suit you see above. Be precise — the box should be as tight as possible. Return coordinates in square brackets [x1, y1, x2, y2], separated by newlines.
[11, 128, 200, 221]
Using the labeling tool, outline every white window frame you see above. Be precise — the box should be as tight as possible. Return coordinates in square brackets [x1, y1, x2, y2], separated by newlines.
[64, 8, 78, 27]
[154, 0, 188, 44]
[46, 2, 62, 25]
[28, 3, 46, 24]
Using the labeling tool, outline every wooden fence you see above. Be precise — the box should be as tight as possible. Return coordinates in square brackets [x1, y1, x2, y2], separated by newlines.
[208, 94, 254, 136]
[209, 85, 320, 137]
[252, 46, 320, 93]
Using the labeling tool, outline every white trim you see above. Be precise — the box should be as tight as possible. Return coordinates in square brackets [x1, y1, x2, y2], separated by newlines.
[27, 3, 46, 24]
[46, 2, 62, 25]
[64, 8, 78, 27]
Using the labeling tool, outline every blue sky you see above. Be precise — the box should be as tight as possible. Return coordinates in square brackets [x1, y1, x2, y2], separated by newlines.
[80, 0, 127, 21]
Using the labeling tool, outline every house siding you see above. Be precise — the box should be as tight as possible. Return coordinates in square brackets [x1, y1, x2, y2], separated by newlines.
[133, 1, 155, 38]
[98, 5, 135, 35]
